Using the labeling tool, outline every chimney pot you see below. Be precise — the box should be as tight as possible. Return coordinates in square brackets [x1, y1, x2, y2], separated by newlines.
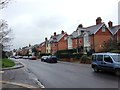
[78, 24, 83, 28]
[45, 37, 47, 41]
[108, 21, 113, 27]
[61, 30, 64, 34]
[54, 32, 56, 36]
[96, 17, 102, 25]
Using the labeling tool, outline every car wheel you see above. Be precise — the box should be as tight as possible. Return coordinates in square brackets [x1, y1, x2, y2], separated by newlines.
[93, 66, 99, 72]
[115, 69, 120, 76]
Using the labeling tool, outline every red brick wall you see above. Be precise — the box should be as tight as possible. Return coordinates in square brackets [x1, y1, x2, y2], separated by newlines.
[51, 43, 58, 54]
[39, 45, 46, 53]
[90, 35, 94, 49]
[117, 30, 120, 43]
[94, 28, 112, 52]
[72, 38, 77, 49]
[72, 37, 83, 49]
[58, 34, 68, 50]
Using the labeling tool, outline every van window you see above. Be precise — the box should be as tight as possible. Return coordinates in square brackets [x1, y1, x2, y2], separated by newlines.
[111, 55, 120, 62]
[104, 55, 113, 63]
[97, 55, 103, 61]
[92, 55, 96, 61]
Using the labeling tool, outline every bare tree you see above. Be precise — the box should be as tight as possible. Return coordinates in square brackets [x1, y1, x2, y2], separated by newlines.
[0, 0, 12, 58]
[0, 19, 13, 50]
[0, 0, 11, 9]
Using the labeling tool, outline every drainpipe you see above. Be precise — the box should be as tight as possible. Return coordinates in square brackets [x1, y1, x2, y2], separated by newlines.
[93, 34, 95, 52]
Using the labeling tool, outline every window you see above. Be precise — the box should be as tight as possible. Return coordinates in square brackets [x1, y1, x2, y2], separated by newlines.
[54, 43, 56, 47]
[97, 55, 103, 61]
[102, 25, 106, 32]
[64, 37, 67, 40]
[92, 55, 96, 61]
[47, 50, 48, 53]
[104, 55, 113, 63]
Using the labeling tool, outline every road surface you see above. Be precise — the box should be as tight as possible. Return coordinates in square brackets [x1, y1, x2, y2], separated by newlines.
[18, 59, 119, 88]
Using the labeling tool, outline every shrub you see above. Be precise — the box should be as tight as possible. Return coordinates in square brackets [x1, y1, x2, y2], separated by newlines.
[80, 55, 92, 64]
[80, 55, 89, 63]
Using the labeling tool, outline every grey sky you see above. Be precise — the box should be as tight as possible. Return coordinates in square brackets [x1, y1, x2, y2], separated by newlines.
[0, 0, 119, 50]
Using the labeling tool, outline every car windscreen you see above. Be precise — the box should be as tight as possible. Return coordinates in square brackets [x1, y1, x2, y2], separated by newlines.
[111, 55, 120, 62]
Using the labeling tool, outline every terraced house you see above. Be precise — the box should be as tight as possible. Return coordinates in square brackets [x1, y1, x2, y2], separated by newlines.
[39, 30, 68, 54]
[39, 17, 120, 54]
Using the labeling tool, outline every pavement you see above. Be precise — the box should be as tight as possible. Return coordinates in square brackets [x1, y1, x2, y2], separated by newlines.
[1, 59, 42, 89]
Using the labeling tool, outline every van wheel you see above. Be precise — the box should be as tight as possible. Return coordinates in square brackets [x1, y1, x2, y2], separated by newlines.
[93, 66, 99, 72]
[115, 69, 120, 76]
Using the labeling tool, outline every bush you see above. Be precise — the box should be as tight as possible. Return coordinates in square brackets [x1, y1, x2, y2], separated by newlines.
[80, 55, 92, 64]
[80, 55, 88, 63]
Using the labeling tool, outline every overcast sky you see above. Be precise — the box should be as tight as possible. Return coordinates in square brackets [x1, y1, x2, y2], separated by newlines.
[0, 0, 119, 50]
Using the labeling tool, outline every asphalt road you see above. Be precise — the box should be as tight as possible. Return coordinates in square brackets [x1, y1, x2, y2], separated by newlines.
[18, 59, 119, 88]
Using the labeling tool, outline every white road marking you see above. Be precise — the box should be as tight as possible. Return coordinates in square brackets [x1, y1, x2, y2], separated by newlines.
[0, 81, 38, 88]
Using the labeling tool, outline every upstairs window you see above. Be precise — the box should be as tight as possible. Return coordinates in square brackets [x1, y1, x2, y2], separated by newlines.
[102, 25, 106, 32]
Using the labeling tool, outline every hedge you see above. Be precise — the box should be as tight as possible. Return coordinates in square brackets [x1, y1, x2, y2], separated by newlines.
[55, 49, 83, 59]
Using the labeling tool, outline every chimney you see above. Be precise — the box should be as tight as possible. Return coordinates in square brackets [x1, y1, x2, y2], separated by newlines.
[78, 24, 83, 28]
[61, 30, 64, 34]
[108, 21, 113, 28]
[54, 32, 56, 36]
[45, 37, 47, 41]
[96, 17, 102, 25]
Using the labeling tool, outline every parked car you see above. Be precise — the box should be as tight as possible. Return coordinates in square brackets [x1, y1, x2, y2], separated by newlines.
[46, 55, 57, 63]
[41, 56, 48, 62]
[14, 56, 22, 59]
[23, 56, 29, 59]
[91, 53, 120, 76]
[29, 56, 37, 60]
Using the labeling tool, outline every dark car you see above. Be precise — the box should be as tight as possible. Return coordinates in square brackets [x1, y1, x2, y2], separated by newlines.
[46, 55, 57, 63]
[41, 56, 48, 62]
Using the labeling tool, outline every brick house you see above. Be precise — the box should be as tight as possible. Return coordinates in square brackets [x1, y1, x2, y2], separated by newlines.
[85, 17, 113, 52]
[108, 21, 120, 45]
[68, 17, 113, 53]
[39, 42, 46, 54]
[49, 31, 68, 54]
[67, 25, 85, 52]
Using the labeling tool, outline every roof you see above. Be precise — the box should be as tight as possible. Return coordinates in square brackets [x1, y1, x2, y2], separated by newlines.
[71, 31, 78, 38]
[49, 33, 67, 43]
[86, 23, 104, 35]
[70, 23, 105, 38]
[109, 25, 120, 35]
[39, 42, 45, 47]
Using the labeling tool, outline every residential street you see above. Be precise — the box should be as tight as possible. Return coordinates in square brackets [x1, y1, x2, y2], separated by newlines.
[17, 59, 119, 88]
